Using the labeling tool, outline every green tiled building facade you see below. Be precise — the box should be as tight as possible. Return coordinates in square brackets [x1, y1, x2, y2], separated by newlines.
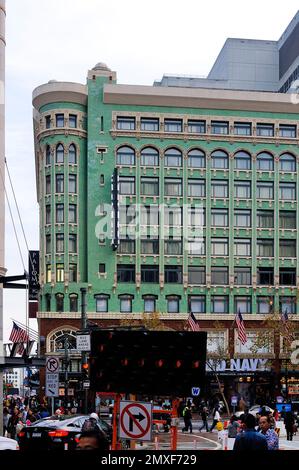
[33, 64, 299, 403]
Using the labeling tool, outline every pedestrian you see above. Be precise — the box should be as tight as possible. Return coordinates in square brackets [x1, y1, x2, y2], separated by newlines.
[238, 397, 247, 413]
[259, 415, 279, 450]
[199, 406, 209, 432]
[227, 415, 240, 438]
[233, 413, 268, 451]
[25, 409, 37, 426]
[7, 407, 19, 440]
[182, 403, 193, 434]
[3, 407, 11, 437]
[76, 430, 110, 451]
[284, 411, 295, 441]
[209, 406, 221, 432]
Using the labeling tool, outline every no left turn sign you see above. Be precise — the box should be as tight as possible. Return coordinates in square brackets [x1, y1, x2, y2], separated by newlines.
[119, 401, 152, 441]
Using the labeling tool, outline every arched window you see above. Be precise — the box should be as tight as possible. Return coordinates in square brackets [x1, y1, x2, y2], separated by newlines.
[69, 293, 78, 312]
[234, 151, 251, 170]
[56, 144, 64, 164]
[116, 146, 135, 165]
[257, 152, 274, 171]
[141, 147, 159, 166]
[46, 145, 51, 165]
[164, 148, 182, 167]
[68, 144, 77, 164]
[211, 150, 228, 169]
[48, 328, 77, 353]
[188, 149, 205, 168]
[55, 293, 64, 312]
[280, 153, 296, 172]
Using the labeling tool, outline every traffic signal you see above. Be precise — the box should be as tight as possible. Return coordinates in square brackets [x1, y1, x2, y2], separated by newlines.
[89, 330, 207, 395]
[82, 362, 89, 378]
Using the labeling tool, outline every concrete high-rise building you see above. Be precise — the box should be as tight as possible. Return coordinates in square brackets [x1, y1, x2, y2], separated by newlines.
[33, 13, 299, 404]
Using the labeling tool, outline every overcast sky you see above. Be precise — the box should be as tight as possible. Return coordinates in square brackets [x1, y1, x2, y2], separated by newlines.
[3, 0, 299, 341]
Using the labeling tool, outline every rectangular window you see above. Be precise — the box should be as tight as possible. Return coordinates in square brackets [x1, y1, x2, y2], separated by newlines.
[234, 267, 251, 285]
[188, 119, 206, 133]
[56, 204, 64, 223]
[257, 210, 274, 228]
[211, 267, 228, 285]
[45, 115, 51, 129]
[234, 181, 251, 199]
[140, 117, 159, 131]
[46, 175, 51, 194]
[117, 116, 135, 130]
[120, 205, 136, 225]
[279, 183, 296, 200]
[188, 238, 205, 255]
[256, 123, 274, 137]
[99, 263, 105, 273]
[56, 263, 64, 282]
[234, 209, 251, 227]
[280, 296, 296, 315]
[235, 296, 251, 314]
[140, 237, 159, 254]
[257, 182, 274, 199]
[69, 264, 77, 282]
[234, 122, 252, 136]
[140, 206, 159, 225]
[188, 207, 205, 227]
[279, 268, 296, 285]
[69, 174, 77, 193]
[188, 266, 205, 284]
[164, 119, 182, 132]
[211, 121, 229, 134]
[69, 114, 77, 128]
[46, 265, 51, 283]
[165, 237, 182, 255]
[141, 265, 159, 283]
[164, 265, 182, 283]
[56, 233, 64, 253]
[117, 264, 135, 283]
[69, 234, 77, 253]
[141, 177, 159, 196]
[279, 211, 296, 229]
[144, 298, 156, 313]
[279, 124, 296, 138]
[167, 297, 180, 313]
[55, 174, 64, 193]
[257, 239, 274, 257]
[280, 239, 296, 257]
[211, 295, 229, 313]
[165, 206, 182, 226]
[164, 178, 182, 196]
[257, 267, 274, 285]
[46, 205, 51, 224]
[211, 181, 228, 198]
[188, 179, 205, 197]
[189, 295, 205, 313]
[46, 234, 51, 254]
[119, 176, 135, 195]
[56, 114, 64, 127]
[68, 204, 77, 223]
[257, 296, 274, 314]
[211, 238, 228, 256]
[95, 296, 108, 312]
[120, 297, 132, 313]
[118, 237, 135, 254]
[211, 209, 228, 227]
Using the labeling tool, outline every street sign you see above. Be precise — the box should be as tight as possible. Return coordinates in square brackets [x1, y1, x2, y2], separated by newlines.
[191, 387, 200, 397]
[45, 373, 59, 397]
[76, 334, 91, 352]
[231, 396, 238, 406]
[83, 380, 90, 389]
[46, 356, 59, 373]
[119, 401, 152, 441]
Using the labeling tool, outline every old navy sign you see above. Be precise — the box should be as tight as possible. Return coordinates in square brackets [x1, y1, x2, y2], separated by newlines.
[206, 358, 270, 373]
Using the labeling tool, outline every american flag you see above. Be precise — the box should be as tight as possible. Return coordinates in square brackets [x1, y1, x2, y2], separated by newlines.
[16, 343, 25, 356]
[9, 321, 29, 343]
[236, 310, 247, 345]
[187, 312, 200, 332]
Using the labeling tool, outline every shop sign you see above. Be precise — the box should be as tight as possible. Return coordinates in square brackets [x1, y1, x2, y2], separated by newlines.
[288, 384, 299, 395]
[206, 358, 270, 373]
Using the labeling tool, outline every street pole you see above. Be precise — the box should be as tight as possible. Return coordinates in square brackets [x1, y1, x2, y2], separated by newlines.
[80, 288, 88, 414]
[64, 336, 69, 410]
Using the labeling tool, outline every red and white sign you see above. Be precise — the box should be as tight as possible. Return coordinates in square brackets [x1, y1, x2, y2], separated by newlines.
[119, 401, 152, 441]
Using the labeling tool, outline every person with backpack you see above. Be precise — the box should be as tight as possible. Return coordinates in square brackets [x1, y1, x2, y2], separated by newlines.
[199, 406, 209, 432]
[209, 406, 221, 432]
[182, 402, 193, 434]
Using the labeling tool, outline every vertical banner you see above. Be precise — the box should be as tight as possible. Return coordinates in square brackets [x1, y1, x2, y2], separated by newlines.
[111, 168, 119, 250]
[28, 250, 39, 300]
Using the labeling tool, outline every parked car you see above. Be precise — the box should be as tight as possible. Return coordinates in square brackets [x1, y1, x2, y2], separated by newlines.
[0, 436, 19, 450]
[235, 405, 274, 419]
[18, 414, 112, 451]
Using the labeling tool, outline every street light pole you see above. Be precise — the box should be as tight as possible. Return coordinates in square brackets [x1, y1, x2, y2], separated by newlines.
[64, 336, 69, 410]
[80, 288, 88, 414]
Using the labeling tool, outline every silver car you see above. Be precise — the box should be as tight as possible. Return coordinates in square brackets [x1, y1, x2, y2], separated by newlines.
[235, 405, 274, 419]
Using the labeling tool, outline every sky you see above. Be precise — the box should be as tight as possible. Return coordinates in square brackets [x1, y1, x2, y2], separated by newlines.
[3, 0, 299, 341]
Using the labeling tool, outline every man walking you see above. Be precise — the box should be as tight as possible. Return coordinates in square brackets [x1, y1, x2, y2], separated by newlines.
[209, 406, 221, 432]
[259, 415, 279, 450]
[182, 402, 193, 434]
[199, 406, 209, 432]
